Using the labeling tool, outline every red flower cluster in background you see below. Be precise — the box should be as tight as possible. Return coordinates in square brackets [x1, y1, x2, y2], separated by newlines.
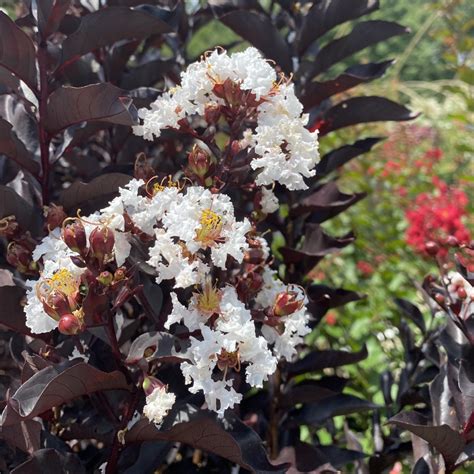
[405, 177, 471, 257]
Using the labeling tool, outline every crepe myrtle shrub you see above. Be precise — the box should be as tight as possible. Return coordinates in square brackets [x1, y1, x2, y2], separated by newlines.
[370, 243, 474, 474]
[0, 1, 416, 472]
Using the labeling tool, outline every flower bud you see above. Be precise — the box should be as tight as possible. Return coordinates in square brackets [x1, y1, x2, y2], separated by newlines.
[204, 104, 221, 125]
[134, 152, 155, 181]
[114, 267, 126, 282]
[58, 311, 84, 335]
[434, 293, 445, 305]
[89, 226, 115, 263]
[142, 376, 165, 396]
[457, 287, 467, 299]
[42, 290, 73, 320]
[62, 219, 87, 254]
[0, 215, 19, 239]
[273, 290, 304, 317]
[424, 241, 439, 256]
[187, 145, 212, 179]
[447, 235, 458, 247]
[6, 242, 35, 274]
[97, 271, 113, 286]
[44, 204, 67, 230]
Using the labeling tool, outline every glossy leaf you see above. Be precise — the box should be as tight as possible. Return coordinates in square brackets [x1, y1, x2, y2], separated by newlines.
[45, 84, 137, 134]
[32, 0, 71, 39]
[388, 411, 465, 466]
[394, 298, 426, 332]
[0, 12, 37, 91]
[291, 181, 366, 221]
[287, 345, 368, 377]
[0, 118, 39, 175]
[125, 404, 287, 473]
[6, 360, 131, 423]
[313, 96, 417, 135]
[59, 172, 132, 211]
[11, 448, 85, 474]
[297, 0, 379, 54]
[0, 286, 32, 336]
[125, 332, 187, 365]
[308, 20, 409, 78]
[219, 10, 292, 73]
[59, 5, 176, 67]
[302, 60, 393, 110]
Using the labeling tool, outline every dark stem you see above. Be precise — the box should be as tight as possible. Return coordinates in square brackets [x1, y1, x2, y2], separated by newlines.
[37, 42, 51, 204]
[105, 312, 123, 364]
[268, 366, 281, 459]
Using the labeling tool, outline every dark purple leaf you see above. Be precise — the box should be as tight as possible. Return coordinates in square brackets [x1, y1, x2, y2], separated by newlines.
[291, 181, 366, 221]
[32, 0, 71, 39]
[302, 60, 393, 110]
[4, 360, 131, 423]
[280, 223, 354, 266]
[290, 394, 377, 426]
[125, 404, 287, 473]
[0, 118, 39, 175]
[59, 5, 176, 67]
[0, 12, 37, 91]
[11, 448, 85, 474]
[308, 20, 409, 78]
[287, 345, 368, 377]
[0, 185, 43, 234]
[429, 366, 459, 430]
[219, 10, 292, 73]
[125, 332, 187, 365]
[0, 66, 20, 94]
[120, 59, 177, 90]
[412, 457, 431, 474]
[306, 284, 365, 320]
[388, 411, 465, 466]
[273, 444, 337, 473]
[280, 381, 337, 407]
[45, 84, 137, 134]
[394, 298, 426, 332]
[313, 97, 417, 135]
[459, 359, 474, 399]
[59, 172, 131, 211]
[456, 442, 474, 466]
[316, 137, 383, 176]
[317, 445, 366, 469]
[296, 0, 379, 54]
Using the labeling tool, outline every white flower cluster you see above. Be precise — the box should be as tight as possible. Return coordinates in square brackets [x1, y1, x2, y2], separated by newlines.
[25, 177, 312, 419]
[133, 47, 319, 190]
[445, 272, 474, 318]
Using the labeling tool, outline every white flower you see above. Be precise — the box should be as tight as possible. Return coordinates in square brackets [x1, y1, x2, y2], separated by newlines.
[260, 187, 279, 214]
[143, 386, 176, 425]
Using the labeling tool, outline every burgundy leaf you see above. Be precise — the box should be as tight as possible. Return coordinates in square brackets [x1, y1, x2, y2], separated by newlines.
[125, 404, 287, 473]
[5, 360, 131, 423]
[0, 65, 20, 94]
[313, 96, 417, 135]
[219, 10, 292, 73]
[59, 5, 177, 67]
[45, 84, 137, 134]
[394, 298, 426, 332]
[290, 394, 378, 426]
[280, 381, 337, 407]
[0, 12, 37, 91]
[287, 345, 368, 378]
[302, 60, 393, 110]
[59, 172, 132, 211]
[280, 224, 354, 265]
[388, 411, 466, 467]
[296, 0, 379, 54]
[0, 118, 39, 175]
[32, 0, 71, 39]
[11, 448, 85, 474]
[125, 332, 187, 365]
[316, 137, 383, 176]
[308, 20, 409, 78]
[429, 366, 460, 431]
[459, 359, 474, 399]
[273, 443, 338, 473]
[0, 286, 32, 336]
[291, 181, 366, 221]
[120, 59, 177, 90]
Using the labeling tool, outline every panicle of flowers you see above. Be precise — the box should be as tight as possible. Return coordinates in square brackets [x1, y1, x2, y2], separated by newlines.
[133, 47, 319, 191]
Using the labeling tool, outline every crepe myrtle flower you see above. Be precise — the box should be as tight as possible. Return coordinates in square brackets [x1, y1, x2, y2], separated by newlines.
[142, 377, 176, 425]
[133, 47, 319, 190]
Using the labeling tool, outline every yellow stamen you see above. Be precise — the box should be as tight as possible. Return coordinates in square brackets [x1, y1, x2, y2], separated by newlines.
[194, 280, 221, 316]
[195, 209, 223, 246]
[46, 269, 78, 296]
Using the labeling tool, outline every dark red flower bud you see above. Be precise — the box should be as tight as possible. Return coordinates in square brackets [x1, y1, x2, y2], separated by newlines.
[187, 145, 212, 179]
[457, 287, 467, 299]
[62, 219, 87, 254]
[97, 271, 113, 286]
[204, 104, 222, 125]
[44, 204, 67, 230]
[43, 290, 74, 320]
[114, 267, 126, 282]
[0, 215, 19, 239]
[424, 241, 439, 256]
[134, 152, 155, 181]
[89, 226, 115, 263]
[434, 293, 445, 305]
[58, 312, 84, 335]
[273, 290, 305, 317]
[6, 242, 35, 274]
